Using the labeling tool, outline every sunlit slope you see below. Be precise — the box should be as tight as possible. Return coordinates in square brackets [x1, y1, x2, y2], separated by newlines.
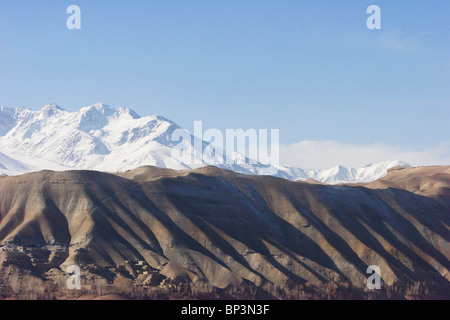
[0, 165, 449, 289]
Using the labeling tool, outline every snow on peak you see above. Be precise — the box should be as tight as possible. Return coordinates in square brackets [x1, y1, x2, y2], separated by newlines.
[41, 103, 63, 110]
[78, 103, 141, 130]
[40, 103, 66, 118]
[0, 103, 189, 172]
[292, 160, 411, 184]
[0, 103, 412, 183]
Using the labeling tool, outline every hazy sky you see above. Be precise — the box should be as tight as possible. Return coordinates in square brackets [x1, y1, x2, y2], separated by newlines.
[1, 0, 449, 168]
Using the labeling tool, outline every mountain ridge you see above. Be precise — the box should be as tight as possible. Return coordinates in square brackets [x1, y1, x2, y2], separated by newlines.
[0, 164, 449, 299]
[0, 103, 410, 183]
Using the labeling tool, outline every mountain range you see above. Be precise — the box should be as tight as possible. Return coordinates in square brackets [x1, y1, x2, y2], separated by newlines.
[0, 103, 448, 299]
[0, 103, 409, 183]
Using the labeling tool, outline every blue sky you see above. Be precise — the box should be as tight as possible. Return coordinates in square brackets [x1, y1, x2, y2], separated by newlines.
[0, 0, 449, 167]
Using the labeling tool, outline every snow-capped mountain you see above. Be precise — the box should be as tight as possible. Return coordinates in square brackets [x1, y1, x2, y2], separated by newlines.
[0, 103, 409, 183]
[0, 103, 275, 174]
[286, 160, 410, 184]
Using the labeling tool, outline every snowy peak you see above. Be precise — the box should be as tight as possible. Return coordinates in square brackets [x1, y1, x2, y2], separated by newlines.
[41, 103, 64, 112]
[317, 165, 352, 183]
[78, 103, 140, 128]
[293, 160, 411, 184]
[0, 103, 411, 183]
[0, 103, 191, 172]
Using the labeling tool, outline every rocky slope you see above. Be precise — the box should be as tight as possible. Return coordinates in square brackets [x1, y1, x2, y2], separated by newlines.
[0, 165, 449, 299]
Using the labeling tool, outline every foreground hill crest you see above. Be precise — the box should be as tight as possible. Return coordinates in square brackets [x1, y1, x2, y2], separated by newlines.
[0, 165, 449, 299]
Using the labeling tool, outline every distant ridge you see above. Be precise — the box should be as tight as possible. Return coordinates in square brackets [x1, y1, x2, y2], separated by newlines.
[0, 103, 409, 183]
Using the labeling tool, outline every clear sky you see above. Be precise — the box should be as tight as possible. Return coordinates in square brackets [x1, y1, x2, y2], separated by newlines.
[0, 0, 449, 168]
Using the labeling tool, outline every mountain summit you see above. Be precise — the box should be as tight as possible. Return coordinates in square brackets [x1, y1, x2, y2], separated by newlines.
[0, 103, 186, 173]
[0, 103, 409, 182]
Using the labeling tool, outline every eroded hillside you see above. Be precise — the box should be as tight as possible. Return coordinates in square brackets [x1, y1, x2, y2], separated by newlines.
[0, 165, 449, 299]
